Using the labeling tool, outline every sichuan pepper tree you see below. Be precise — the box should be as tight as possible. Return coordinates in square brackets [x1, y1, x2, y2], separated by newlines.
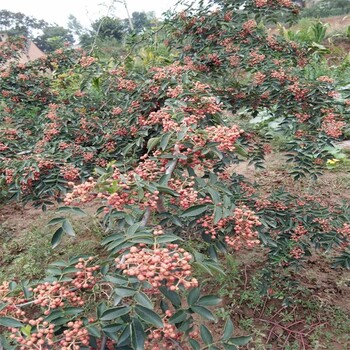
[1, 0, 350, 348]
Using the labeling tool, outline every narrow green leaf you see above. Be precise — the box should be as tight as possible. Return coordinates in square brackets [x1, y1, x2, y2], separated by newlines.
[127, 222, 141, 236]
[135, 292, 154, 309]
[44, 310, 64, 322]
[160, 132, 173, 150]
[228, 335, 252, 346]
[189, 338, 200, 350]
[56, 206, 87, 216]
[62, 219, 75, 237]
[197, 295, 222, 307]
[20, 324, 31, 337]
[117, 324, 131, 345]
[159, 287, 182, 307]
[47, 217, 65, 226]
[147, 137, 160, 152]
[100, 306, 131, 321]
[156, 234, 182, 244]
[180, 205, 208, 218]
[209, 346, 220, 350]
[156, 185, 179, 197]
[191, 305, 216, 321]
[131, 318, 145, 350]
[135, 305, 163, 328]
[213, 206, 223, 225]
[187, 288, 200, 306]
[86, 325, 101, 338]
[222, 318, 234, 341]
[223, 344, 238, 350]
[168, 310, 187, 324]
[62, 307, 84, 316]
[0, 317, 23, 328]
[200, 324, 213, 345]
[114, 287, 136, 297]
[51, 227, 64, 248]
[207, 188, 220, 204]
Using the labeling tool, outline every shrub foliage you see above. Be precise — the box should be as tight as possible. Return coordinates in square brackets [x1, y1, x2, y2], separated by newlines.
[0, 0, 350, 349]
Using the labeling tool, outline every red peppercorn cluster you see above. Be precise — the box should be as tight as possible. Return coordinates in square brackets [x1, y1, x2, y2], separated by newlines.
[289, 82, 309, 101]
[337, 223, 350, 239]
[10, 317, 55, 350]
[79, 56, 97, 67]
[115, 244, 198, 290]
[117, 78, 137, 91]
[0, 141, 9, 151]
[295, 112, 310, 123]
[104, 187, 135, 210]
[146, 310, 186, 350]
[321, 119, 345, 138]
[290, 246, 304, 259]
[248, 51, 266, 66]
[72, 257, 100, 289]
[254, 198, 272, 210]
[271, 68, 289, 82]
[242, 19, 257, 33]
[169, 178, 198, 209]
[0, 281, 27, 318]
[225, 206, 261, 250]
[239, 182, 256, 196]
[253, 71, 266, 85]
[197, 214, 230, 239]
[9, 318, 55, 349]
[140, 109, 172, 127]
[167, 85, 184, 98]
[205, 125, 242, 153]
[30, 281, 84, 314]
[59, 320, 90, 350]
[61, 164, 80, 181]
[64, 177, 97, 205]
[254, 0, 268, 7]
[291, 224, 308, 242]
[277, 0, 293, 8]
[313, 218, 332, 232]
[135, 157, 166, 182]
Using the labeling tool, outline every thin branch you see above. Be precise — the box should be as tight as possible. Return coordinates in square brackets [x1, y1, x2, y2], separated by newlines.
[140, 207, 152, 226]
[89, 0, 116, 55]
[100, 334, 107, 350]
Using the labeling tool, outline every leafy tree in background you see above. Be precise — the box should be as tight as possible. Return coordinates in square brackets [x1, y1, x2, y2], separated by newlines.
[0, 10, 48, 37]
[34, 26, 74, 52]
[78, 16, 127, 53]
[91, 16, 127, 41]
[67, 14, 85, 36]
[78, 12, 158, 53]
[0, 10, 75, 52]
[131, 11, 157, 34]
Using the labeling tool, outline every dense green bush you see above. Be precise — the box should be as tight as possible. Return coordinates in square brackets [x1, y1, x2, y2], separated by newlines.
[1, 0, 350, 349]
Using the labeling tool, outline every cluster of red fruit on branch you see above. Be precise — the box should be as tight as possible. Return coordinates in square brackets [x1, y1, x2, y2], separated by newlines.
[31, 281, 84, 315]
[9, 319, 55, 349]
[115, 243, 198, 290]
[225, 206, 262, 250]
[72, 257, 100, 289]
